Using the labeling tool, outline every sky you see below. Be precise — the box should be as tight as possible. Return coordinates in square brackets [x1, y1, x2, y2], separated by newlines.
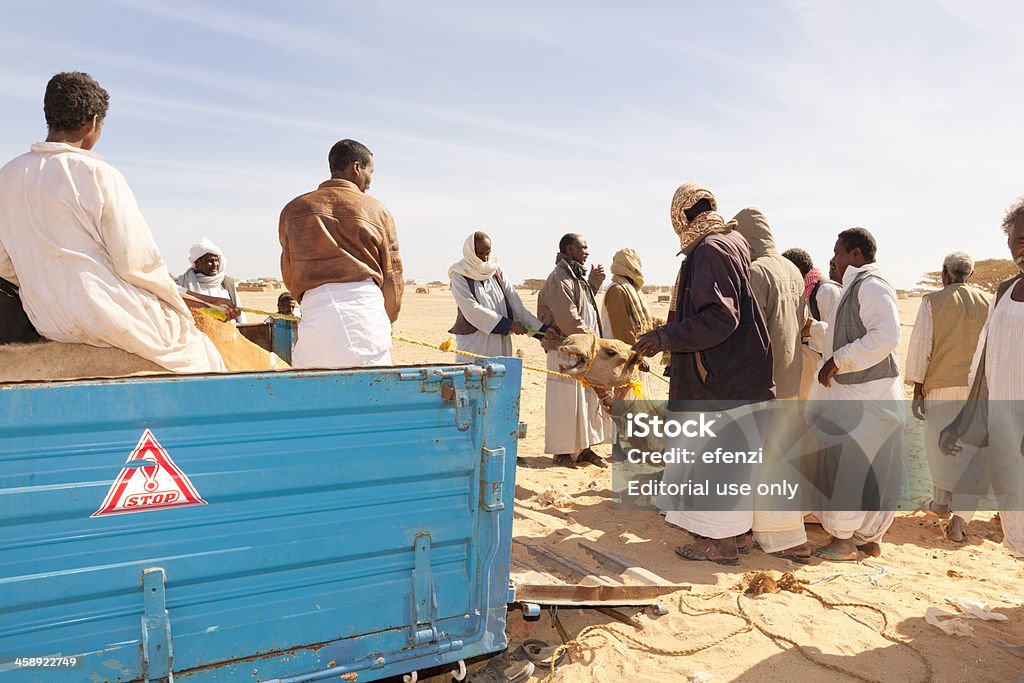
[1, 1, 1022, 289]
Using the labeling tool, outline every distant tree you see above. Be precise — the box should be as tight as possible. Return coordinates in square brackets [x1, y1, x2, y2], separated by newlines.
[405, 278, 418, 285]
[918, 258, 1018, 293]
[521, 278, 546, 293]
[427, 280, 445, 288]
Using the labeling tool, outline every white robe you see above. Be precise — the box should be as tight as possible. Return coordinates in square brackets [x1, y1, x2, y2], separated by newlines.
[544, 290, 609, 456]
[292, 281, 392, 368]
[805, 263, 905, 543]
[661, 401, 771, 540]
[450, 274, 543, 358]
[971, 289, 1024, 556]
[0, 142, 224, 373]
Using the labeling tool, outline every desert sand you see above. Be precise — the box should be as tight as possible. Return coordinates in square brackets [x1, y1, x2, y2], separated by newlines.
[242, 287, 1024, 683]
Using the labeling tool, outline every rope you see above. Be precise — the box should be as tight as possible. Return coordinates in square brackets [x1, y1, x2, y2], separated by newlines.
[392, 334, 645, 396]
[196, 304, 646, 397]
[731, 572, 933, 683]
[198, 306, 299, 322]
[543, 622, 753, 682]
[539, 577, 933, 683]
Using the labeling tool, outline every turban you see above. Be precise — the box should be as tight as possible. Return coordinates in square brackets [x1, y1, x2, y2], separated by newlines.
[188, 238, 224, 268]
[610, 248, 644, 290]
[448, 231, 500, 282]
[609, 248, 654, 335]
[669, 183, 730, 256]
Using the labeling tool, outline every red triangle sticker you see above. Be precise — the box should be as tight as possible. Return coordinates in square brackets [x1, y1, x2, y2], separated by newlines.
[91, 429, 207, 517]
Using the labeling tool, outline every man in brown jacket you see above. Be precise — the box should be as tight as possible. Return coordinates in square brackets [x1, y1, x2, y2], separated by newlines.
[537, 233, 608, 467]
[279, 139, 403, 368]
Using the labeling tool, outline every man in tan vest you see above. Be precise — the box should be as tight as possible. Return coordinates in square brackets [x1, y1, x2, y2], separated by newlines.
[905, 251, 992, 542]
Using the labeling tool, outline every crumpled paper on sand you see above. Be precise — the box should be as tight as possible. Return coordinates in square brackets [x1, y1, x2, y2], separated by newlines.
[925, 596, 1009, 636]
[534, 488, 574, 509]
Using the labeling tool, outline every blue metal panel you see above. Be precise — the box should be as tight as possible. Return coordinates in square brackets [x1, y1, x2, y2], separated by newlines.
[0, 358, 521, 682]
[270, 318, 297, 365]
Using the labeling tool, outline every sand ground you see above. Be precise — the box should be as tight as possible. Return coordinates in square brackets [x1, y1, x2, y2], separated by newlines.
[242, 288, 1024, 683]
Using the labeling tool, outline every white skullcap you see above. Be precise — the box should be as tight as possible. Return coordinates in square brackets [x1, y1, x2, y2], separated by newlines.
[188, 238, 224, 266]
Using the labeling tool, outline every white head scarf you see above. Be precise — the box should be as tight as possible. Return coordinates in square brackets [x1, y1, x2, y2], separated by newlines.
[448, 231, 500, 282]
[187, 238, 226, 289]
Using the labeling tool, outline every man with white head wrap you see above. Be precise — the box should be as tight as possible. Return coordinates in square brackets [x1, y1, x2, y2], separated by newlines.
[633, 184, 776, 565]
[905, 251, 991, 542]
[176, 238, 246, 323]
[448, 231, 549, 358]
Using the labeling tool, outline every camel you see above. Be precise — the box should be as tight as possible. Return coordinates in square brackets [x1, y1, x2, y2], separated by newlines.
[556, 333, 650, 412]
[0, 311, 287, 382]
[415, 287, 429, 294]
[556, 333, 665, 455]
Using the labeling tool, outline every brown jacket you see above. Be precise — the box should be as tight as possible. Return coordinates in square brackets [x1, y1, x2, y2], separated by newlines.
[537, 254, 605, 352]
[279, 179, 403, 322]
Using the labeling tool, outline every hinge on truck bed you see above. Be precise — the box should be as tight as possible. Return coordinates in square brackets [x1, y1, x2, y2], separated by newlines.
[141, 567, 174, 683]
[410, 533, 439, 646]
[399, 369, 479, 431]
[440, 374, 472, 432]
[480, 446, 506, 511]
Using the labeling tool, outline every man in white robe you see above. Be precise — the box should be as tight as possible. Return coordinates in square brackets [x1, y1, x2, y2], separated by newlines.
[0, 72, 224, 374]
[537, 233, 609, 468]
[941, 201, 1024, 559]
[806, 228, 905, 561]
[176, 238, 247, 323]
[448, 231, 549, 359]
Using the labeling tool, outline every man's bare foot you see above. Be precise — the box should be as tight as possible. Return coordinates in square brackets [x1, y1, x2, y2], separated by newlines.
[856, 541, 881, 557]
[813, 537, 858, 561]
[941, 516, 966, 543]
[770, 542, 812, 564]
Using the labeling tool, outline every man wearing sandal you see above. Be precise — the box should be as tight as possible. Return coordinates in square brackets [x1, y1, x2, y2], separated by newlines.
[805, 228, 905, 561]
[904, 251, 991, 543]
[633, 184, 776, 566]
[940, 200, 1024, 560]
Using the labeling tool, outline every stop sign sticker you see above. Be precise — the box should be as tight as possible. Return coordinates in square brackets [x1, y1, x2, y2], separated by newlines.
[91, 429, 207, 517]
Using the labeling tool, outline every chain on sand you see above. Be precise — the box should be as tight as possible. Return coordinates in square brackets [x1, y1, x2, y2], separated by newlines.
[541, 574, 933, 683]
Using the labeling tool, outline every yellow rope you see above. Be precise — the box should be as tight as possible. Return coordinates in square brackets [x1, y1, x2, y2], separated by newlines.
[196, 306, 647, 397]
[198, 306, 299, 322]
[393, 334, 644, 397]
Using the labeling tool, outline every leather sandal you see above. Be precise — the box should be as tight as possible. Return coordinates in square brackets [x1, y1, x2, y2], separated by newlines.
[576, 448, 608, 468]
[675, 538, 740, 566]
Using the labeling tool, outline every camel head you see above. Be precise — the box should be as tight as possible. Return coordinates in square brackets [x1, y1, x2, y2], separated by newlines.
[557, 333, 650, 409]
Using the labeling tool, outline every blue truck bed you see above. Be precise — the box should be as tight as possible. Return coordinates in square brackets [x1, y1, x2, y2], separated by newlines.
[0, 359, 521, 682]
